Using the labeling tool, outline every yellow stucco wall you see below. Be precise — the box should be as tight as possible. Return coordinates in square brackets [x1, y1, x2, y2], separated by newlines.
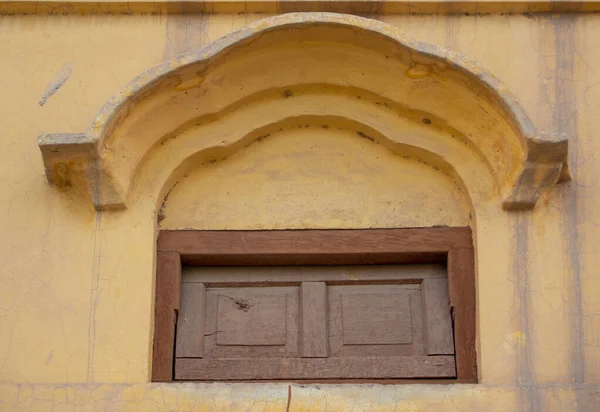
[0, 4, 599, 411]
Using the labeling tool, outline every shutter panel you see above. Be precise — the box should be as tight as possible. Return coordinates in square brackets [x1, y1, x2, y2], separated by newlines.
[175, 266, 456, 380]
[203, 286, 300, 360]
[328, 285, 425, 358]
[176, 282, 206, 358]
[422, 279, 455, 355]
[300, 282, 328, 357]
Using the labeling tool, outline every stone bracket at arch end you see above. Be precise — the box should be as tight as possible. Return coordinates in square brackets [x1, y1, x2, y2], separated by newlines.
[37, 130, 571, 213]
[502, 132, 571, 211]
[38, 133, 126, 211]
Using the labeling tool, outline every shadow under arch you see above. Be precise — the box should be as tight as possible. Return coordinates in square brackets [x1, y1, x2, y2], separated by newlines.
[137, 112, 484, 228]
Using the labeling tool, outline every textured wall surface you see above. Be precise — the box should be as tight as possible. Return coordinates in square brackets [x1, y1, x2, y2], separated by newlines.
[1, 5, 600, 411]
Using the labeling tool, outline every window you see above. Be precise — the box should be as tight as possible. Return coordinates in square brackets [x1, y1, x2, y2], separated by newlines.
[152, 228, 476, 383]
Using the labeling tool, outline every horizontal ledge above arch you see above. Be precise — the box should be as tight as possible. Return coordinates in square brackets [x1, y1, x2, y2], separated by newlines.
[37, 12, 570, 212]
[4, 1, 599, 15]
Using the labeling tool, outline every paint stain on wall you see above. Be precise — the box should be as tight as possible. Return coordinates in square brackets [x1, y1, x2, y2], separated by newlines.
[39, 64, 72, 106]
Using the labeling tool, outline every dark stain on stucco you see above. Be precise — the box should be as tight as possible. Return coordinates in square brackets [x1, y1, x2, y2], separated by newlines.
[513, 212, 537, 411]
[357, 131, 375, 142]
[163, 6, 210, 61]
[553, 14, 585, 401]
[87, 160, 104, 382]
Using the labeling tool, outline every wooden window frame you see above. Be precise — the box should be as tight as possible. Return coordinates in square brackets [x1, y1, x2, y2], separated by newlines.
[152, 228, 477, 383]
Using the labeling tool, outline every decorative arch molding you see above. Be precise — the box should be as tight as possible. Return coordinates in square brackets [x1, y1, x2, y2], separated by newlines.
[37, 12, 569, 211]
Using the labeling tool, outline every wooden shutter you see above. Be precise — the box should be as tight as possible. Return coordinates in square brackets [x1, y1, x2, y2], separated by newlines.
[174, 265, 456, 380]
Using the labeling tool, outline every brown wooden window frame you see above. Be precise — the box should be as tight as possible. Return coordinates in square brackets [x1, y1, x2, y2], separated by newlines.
[152, 228, 477, 383]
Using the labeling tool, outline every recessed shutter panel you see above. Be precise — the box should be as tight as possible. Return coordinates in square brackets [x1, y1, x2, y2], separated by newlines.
[175, 266, 456, 380]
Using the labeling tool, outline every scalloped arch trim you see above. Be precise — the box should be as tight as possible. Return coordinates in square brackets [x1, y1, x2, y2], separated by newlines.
[38, 12, 569, 211]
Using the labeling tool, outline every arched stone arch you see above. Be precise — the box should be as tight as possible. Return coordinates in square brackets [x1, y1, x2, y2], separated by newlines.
[38, 12, 569, 212]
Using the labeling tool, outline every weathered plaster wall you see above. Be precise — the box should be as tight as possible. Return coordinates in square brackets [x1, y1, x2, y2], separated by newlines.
[0, 7, 599, 411]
